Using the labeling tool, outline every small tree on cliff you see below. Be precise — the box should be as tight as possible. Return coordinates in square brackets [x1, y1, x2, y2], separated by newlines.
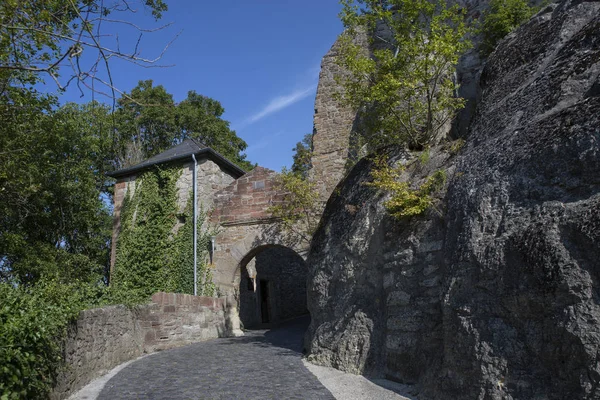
[337, 0, 471, 150]
[291, 133, 313, 180]
[480, 0, 539, 55]
[268, 168, 320, 246]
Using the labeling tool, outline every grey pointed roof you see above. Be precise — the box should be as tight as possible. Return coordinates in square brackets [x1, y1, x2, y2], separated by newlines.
[108, 138, 246, 178]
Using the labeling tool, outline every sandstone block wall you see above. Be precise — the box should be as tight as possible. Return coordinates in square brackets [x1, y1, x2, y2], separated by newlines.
[142, 292, 229, 352]
[211, 166, 284, 225]
[52, 292, 231, 400]
[309, 32, 367, 205]
[176, 159, 236, 213]
[210, 167, 308, 293]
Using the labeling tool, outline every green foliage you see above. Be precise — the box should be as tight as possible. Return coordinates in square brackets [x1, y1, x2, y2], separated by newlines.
[481, 0, 539, 55]
[177, 91, 253, 171]
[168, 200, 218, 297]
[0, 90, 113, 285]
[0, 0, 78, 85]
[116, 80, 178, 166]
[337, 0, 472, 151]
[0, 279, 109, 399]
[268, 168, 320, 245]
[116, 80, 253, 170]
[112, 166, 216, 298]
[0, 81, 249, 286]
[0, 0, 168, 88]
[291, 134, 313, 180]
[419, 147, 431, 165]
[448, 138, 465, 154]
[367, 157, 446, 218]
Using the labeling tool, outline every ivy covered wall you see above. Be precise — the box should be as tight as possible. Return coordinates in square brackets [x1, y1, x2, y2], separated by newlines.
[111, 166, 217, 300]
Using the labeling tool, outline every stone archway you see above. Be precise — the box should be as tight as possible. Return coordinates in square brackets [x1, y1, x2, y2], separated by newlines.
[210, 222, 307, 294]
[236, 245, 308, 329]
[210, 166, 310, 333]
[210, 166, 309, 295]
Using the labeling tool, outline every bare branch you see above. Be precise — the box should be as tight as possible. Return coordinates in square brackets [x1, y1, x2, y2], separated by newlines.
[0, 45, 73, 74]
[48, 71, 65, 91]
[79, 73, 145, 106]
[117, 0, 136, 13]
[88, 17, 173, 32]
[68, 0, 116, 103]
[0, 24, 178, 66]
[1, 0, 178, 101]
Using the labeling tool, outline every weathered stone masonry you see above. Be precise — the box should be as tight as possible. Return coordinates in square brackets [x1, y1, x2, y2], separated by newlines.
[306, 1, 600, 399]
[309, 32, 367, 205]
[210, 166, 307, 293]
[52, 292, 231, 400]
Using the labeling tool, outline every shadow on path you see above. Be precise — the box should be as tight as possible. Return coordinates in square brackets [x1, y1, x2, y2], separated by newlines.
[219, 315, 309, 354]
[97, 315, 332, 400]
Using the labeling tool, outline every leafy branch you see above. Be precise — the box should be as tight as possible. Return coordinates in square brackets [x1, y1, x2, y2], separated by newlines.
[336, 0, 472, 151]
[268, 168, 321, 247]
[365, 155, 447, 219]
[0, 0, 176, 104]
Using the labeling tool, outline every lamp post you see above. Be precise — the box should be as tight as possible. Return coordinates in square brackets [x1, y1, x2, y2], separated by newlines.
[209, 235, 216, 265]
[192, 154, 198, 296]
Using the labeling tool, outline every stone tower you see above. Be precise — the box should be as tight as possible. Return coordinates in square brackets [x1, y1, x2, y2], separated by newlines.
[308, 32, 368, 205]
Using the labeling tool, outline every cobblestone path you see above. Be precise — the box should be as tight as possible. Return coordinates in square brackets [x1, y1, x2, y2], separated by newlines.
[97, 316, 335, 399]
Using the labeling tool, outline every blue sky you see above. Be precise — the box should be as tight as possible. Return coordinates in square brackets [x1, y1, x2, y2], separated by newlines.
[49, 1, 344, 171]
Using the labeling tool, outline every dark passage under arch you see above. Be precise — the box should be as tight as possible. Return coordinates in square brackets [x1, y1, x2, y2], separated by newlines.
[238, 246, 308, 329]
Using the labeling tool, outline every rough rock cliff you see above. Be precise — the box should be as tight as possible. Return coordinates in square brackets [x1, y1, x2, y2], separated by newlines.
[305, 1, 600, 399]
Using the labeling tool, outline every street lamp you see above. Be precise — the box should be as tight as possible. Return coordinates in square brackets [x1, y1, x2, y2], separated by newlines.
[209, 235, 216, 264]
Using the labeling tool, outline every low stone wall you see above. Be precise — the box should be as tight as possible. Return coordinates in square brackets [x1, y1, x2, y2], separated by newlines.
[51, 292, 231, 400]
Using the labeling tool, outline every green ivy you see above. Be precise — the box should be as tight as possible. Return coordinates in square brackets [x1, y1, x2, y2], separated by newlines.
[168, 200, 218, 297]
[112, 166, 216, 299]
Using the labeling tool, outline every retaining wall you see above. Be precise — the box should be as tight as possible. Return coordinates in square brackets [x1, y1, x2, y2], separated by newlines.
[51, 292, 232, 399]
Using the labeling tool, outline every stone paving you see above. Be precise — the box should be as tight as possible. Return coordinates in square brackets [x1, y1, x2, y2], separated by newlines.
[97, 316, 335, 400]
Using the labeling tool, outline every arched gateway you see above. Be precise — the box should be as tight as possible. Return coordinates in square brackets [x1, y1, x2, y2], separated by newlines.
[210, 166, 310, 328]
[108, 139, 310, 333]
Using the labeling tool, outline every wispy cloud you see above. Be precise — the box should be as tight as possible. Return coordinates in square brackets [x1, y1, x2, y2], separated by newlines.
[241, 84, 317, 128]
[245, 132, 283, 155]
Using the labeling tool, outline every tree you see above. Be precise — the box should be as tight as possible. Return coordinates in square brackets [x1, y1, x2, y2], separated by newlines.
[115, 80, 177, 166]
[0, 1, 174, 284]
[481, 0, 538, 55]
[337, 0, 471, 151]
[0, 0, 171, 96]
[115, 80, 253, 170]
[177, 91, 253, 170]
[0, 93, 113, 285]
[268, 168, 320, 246]
[290, 133, 313, 180]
